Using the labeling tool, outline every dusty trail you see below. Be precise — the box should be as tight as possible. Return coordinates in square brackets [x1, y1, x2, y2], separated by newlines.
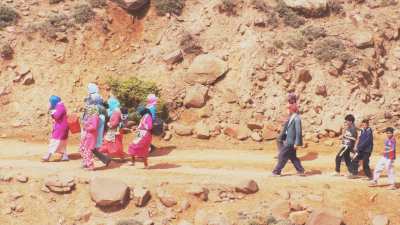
[1, 138, 400, 225]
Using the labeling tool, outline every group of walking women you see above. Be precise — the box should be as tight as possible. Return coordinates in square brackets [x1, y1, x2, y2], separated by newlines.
[42, 83, 157, 170]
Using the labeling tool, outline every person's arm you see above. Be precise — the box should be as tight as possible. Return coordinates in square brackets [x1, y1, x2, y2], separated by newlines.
[108, 111, 120, 128]
[294, 117, 303, 146]
[51, 104, 65, 120]
[357, 129, 373, 151]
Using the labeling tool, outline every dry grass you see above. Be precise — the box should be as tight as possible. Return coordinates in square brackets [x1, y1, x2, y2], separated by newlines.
[0, 5, 18, 29]
[0, 43, 13, 59]
[154, 0, 186, 16]
[73, 4, 95, 24]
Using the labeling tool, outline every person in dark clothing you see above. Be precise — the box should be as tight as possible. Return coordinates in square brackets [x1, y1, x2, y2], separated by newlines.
[349, 119, 373, 179]
[332, 114, 358, 176]
[271, 104, 305, 176]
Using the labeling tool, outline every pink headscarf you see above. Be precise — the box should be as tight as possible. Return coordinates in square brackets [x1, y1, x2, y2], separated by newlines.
[146, 94, 157, 107]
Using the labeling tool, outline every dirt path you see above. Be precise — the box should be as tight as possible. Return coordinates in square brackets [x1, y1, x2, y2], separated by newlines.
[1, 138, 400, 225]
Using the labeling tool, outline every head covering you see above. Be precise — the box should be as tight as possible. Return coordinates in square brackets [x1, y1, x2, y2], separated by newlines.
[288, 103, 299, 114]
[49, 95, 61, 110]
[288, 93, 297, 104]
[86, 105, 99, 116]
[137, 105, 150, 117]
[107, 97, 120, 116]
[88, 83, 99, 95]
[147, 94, 158, 107]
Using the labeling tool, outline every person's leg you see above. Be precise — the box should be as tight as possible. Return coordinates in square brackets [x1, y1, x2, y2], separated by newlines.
[144, 157, 148, 168]
[86, 149, 94, 170]
[362, 152, 372, 179]
[43, 139, 59, 161]
[343, 150, 352, 174]
[130, 156, 136, 166]
[289, 147, 304, 173]
[59, 140, 69, 161]
[93, 149, 111, 165]
[386, 159, 396, 188]
[351, 153, 361, 175]
[335, 147, 345, 173]
[371, 157, 386, 185]
[272, 145, 290, 175]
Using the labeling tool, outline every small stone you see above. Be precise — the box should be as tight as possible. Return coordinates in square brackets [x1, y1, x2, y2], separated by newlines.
[307, 194, 323, 202]
[250, 132, 262, 142]
[235, 179, 259, 194]
[180, 199, 191, 211]
[372, 215, 389, 225]
[289, 210, 309, 225]
[132, 187, 151, 207]
[16, 175, 28, 183]
[163, 49, 183, 64]
[369, 193, 378, 202]
[10, 192, 23, 200]
[15, 205, 24, 213]
[187, 186, 209, 201]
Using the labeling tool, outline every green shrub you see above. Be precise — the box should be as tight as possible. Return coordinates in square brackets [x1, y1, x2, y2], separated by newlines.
[49, 0, 64, 4]
[73, 4, 95, 24]
[107, 77, 168, 122]
[313, 37, 345, 62]
[154, 0, 186, 16]
[218, 0, 239, 16]
[0, 5, 18, 29]
[89, 0, 107, 8]
[0, 43, 13, 59]
[274, 0, 305, 28]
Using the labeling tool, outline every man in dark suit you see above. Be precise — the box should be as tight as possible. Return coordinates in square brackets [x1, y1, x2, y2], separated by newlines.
[272, 104, 305, 176]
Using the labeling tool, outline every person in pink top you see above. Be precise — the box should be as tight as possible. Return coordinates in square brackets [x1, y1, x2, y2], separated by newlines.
[42, 95, 69, 162]
[128, 106, 153, 169]
[80, 105, 99, 170]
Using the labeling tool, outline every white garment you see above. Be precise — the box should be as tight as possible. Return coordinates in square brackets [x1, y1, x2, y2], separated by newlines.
[373, 157, 396, 185]
[48, 139, 69, 160]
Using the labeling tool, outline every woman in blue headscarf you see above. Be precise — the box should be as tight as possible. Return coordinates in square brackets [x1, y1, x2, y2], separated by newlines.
[99, 97, 125, 159]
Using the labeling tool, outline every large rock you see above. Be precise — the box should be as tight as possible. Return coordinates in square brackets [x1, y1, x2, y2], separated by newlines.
[174, 123, 193, 136]
[186, 186, 209, 201]
[290, 211, 310, 225]
[262, 127, 278, 141]
[90, 178, 130, 207]
[112, 0, 149, 11]
[372, 215, 389, 225]
[185, 54, 228, 85]
[132, 187, 151, 207]
[322, 119, 342, 134]
[156, 189, 177, 208]
[283, 0, 328, 17]
[306, 208, 343, 225]
[194, 121, 211, 139]
[163, 49, 183, 65]
[235, 179, 259, 194]
[184, 84, 208, 108]
[351, 31, 374, 49]
[270, 200, 291, 220]
[45, 175, 75, 193]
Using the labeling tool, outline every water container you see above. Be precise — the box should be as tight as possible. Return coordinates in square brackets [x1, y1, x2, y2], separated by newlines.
[68, 114, 81, 134]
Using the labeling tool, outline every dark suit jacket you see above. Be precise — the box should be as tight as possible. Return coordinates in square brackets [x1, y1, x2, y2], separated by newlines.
[279, 114, 303, 147]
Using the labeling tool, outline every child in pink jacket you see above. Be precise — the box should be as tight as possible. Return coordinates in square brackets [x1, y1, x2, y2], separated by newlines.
[80, 105, 99, 170]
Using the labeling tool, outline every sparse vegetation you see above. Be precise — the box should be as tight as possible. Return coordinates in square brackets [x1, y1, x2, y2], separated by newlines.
[27, 13, 72, 39]
[107, 77, 168, 122]
[274, 0, 305, 28]
[89, 0, 107, 8]
[0, 5, 18, 29]
[0, 43, 13, 59]
[179, 33, 202, 54]
[251, 0, 270, 12]
[218, 0, 239, 16]
[287, 33, 307, 50]
[153, 0, 186, 16]
[301, 25, 326, 41]
[273, 39, 284, 49]
[73, 4, 95, 24]
[327, 0, 344, 15]
[313, 37, 346, 62]
[49, 0, 64, 4]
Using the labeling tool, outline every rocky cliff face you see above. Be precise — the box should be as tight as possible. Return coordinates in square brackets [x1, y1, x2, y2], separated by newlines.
[1, 0, 400, 142]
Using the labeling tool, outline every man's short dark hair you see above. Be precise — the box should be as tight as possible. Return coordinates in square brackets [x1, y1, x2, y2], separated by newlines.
[345, 114, 355, 123]
[386, 127, 394, 134]
[361, 119, 369, 125]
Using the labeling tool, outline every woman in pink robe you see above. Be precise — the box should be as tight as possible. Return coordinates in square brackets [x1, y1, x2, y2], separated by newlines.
[128, 106, 153, 168]
[80, 105, 99, 170]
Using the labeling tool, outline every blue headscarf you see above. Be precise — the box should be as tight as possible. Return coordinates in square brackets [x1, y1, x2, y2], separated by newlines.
[107, 97, 120, 116]
[49, 95, 61, 110]
[88, 83, 99, 94]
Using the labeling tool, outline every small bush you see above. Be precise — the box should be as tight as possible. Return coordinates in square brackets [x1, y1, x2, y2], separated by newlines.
[218, 0, 239, 16]
[107, 77, 168, 122]
[179, 33, 202, 54]
[301, 25, 326, 41]
[49, 0, 64, 4]
[0, 43, 13, 59]
[313, 37, 345, 62]
[274, 0, 305, 28]
[73, 4, 95, 24]
[28, 13, 72, 39]
[251, 0, 270, 12]
[273, 39, 284, 49]
[89, 0, 107, 8]
[0, 5, 18, 29]
[287, 33, 307, 50]
[154, 0, 186, 16]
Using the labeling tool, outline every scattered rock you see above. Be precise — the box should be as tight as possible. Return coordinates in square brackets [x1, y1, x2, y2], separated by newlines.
[306, 208, 343, 225]
[351, 31, 374, 49]
[16, 175, 28, 183]
[163, 49, 183, 64]
[298, 69, 312, 83]
[194, 121, 211, 139]
[315, 84, 327, 96]
[290, 210, 310, 225]
[180, 199, 191, 211]
[237, 125, 251, 140]
[372, 215, 389, 225]
[307, 194, 323, 202]
[10, 192, 23, 200]
[112, 0, 149, 11]
[262, 127, 278, 141]
[270, 200, 291, 220]
[187, 186, 209, 201]
[277, 190, 291, 200]
[132, 187, 151, 207]
[16, 65, 31, 76]
[251, 132, 263, 142]
[156, 189, 177, 208]
[40, 185, 50, 193]
[185, 54, 228, 85]
[323, 140, 334, 147]
[45, 176, 75, 194]
[235, 179, 259, 194]
[0, 175, 13, 182]
[283, 0, 329, 17]
[174, 123, 193, 136]
[75, 210, 92, 223]
[184, 84, 208, 108]
[247, 120, 264, 130]
[90, 177, 130, 207]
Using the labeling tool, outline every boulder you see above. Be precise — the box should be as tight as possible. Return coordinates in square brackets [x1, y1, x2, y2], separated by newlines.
[112, 0, 149, 11]
[235, 179, 259, 194]
[237, 125, 251, 140]
[251, 132, 263, 142]
[90, 177, 129, 207]
[262, 127, 278, 141]
[306, 208, 343, 225]
[187, 186, 209, 201]
[174, 124, 193, 136]
[156, 189, 177, 208]
[22, 73, 34, 85]
[247, 120, 264, 130]
[322, 119, 342, 134]
[224, 125, 239, 138]
[297, 69, 312, 83]
[45, 175, 75, 193]
[184, 84, 208, 108]
[132, 187, 151, 207]
[194, 122, 211, 139]
[315, 84, 327, 96]
[185, 54, 228, 85]
[270, 200, 291, 220]
[16, 175, 28, 183]
[163, 49, 183, 64]
[351, 31, 374, 49]
[290, 210, 310, 225]
[372, 215, 389, 225]
[283, 0, 328, 17]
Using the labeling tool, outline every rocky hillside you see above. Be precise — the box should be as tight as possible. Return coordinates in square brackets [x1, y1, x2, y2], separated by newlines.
[1, 0, 400, 143]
